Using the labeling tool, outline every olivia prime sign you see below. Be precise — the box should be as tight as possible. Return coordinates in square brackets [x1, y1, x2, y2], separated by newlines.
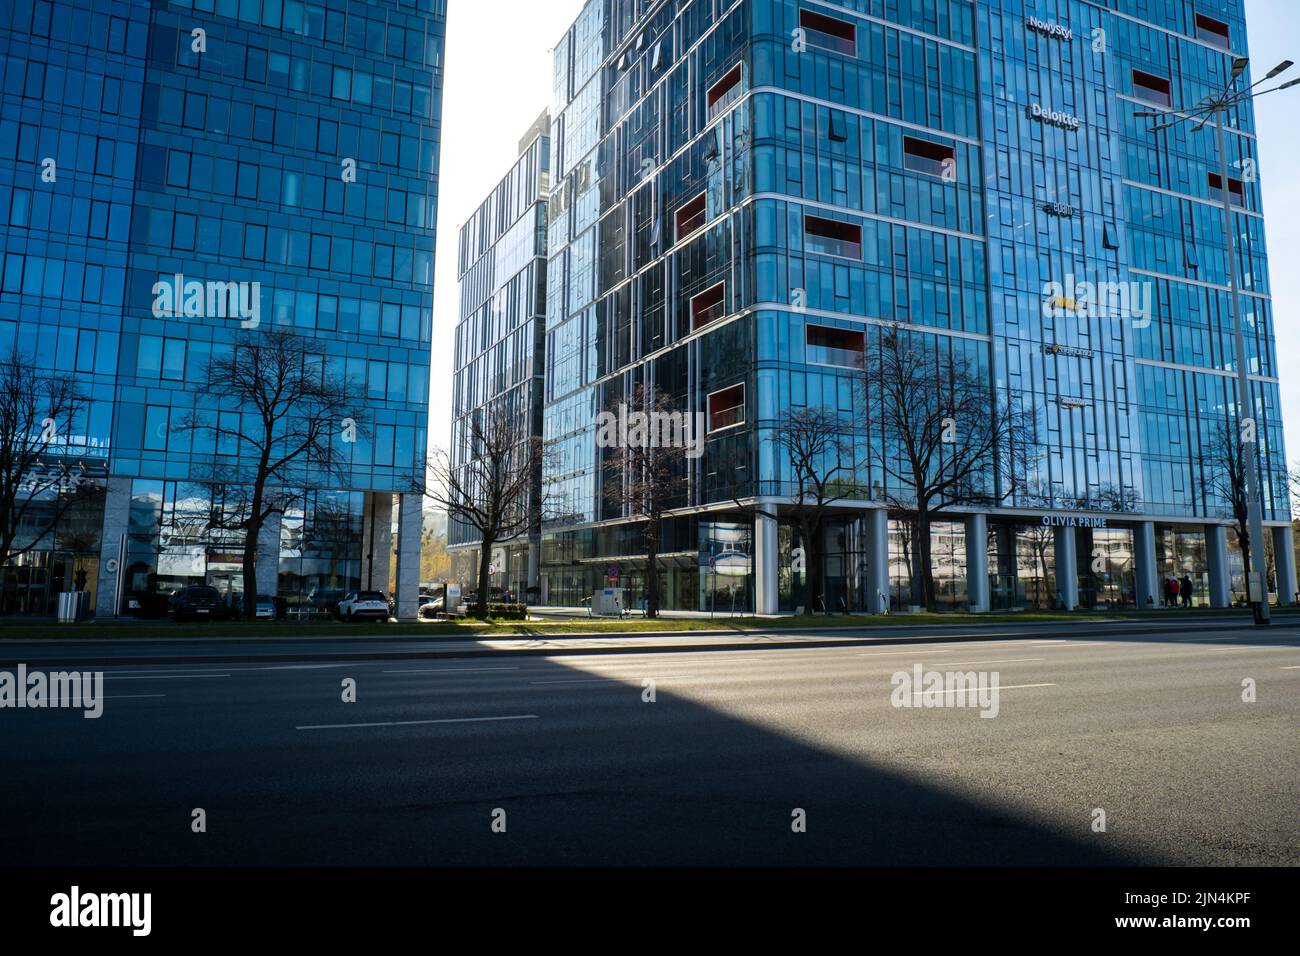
[1041, 514, 1110, 530]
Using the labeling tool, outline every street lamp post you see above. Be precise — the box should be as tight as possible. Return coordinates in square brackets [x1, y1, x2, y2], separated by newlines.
[1136, 56, 1298, 626]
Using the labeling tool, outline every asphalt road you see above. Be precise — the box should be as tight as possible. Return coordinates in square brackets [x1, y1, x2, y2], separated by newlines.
[1, 624, 1296, 866]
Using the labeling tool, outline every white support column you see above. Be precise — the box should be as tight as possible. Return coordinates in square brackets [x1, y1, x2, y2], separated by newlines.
[1054, 525, 1078, 611]
[964, 513, 989, 613]
[255, 510, 281, 599]
[1206, 524, 1231, 608]
[864, 509, 890, 615]
[362, 493, 394, 594]
[1272, 525, 1297, 606]
[94, 476, 132, 618]
[394, 493, 422, 620]
[1133, 521, 1159, 610]
[754, 505, 779, 616]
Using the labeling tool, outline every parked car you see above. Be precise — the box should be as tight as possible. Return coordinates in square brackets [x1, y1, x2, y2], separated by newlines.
[170, 586, 225, 622]
[226, 593, 277, 621]
[418, 596, 443, 619]
[337, 591, 392, 622]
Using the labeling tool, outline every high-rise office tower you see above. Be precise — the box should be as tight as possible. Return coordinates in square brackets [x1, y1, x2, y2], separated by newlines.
[0, 0, 446, 618]
[535, 0, 1292, 613]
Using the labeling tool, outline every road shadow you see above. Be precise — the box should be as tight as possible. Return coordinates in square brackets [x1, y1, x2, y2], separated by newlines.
[0, 647, 1164, 867]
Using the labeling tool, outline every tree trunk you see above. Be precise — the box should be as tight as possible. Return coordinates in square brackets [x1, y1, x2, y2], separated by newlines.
[917, 513, 936, 612]
[803, 521, 824, 614]
[1239, 523, 1252, 605]
[475, 538, 493, 619]
[242, 516, 261, 622]
[646, 530, 660, 619]
[909, 517, 925, 608]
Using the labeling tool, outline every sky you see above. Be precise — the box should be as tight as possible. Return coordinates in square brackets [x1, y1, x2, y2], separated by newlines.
[428, 0, 587, 454]
[428, 0, 1300, 463]
[1245, 0, 1300, 465]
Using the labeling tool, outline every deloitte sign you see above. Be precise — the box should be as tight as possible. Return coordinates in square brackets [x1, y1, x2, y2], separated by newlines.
[1026, 103, 1082, 131]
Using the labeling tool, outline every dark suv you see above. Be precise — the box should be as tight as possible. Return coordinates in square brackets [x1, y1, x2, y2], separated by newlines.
[170, 586, 225, 622]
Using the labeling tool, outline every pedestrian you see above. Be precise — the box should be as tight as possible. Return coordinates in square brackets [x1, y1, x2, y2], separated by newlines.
[1169, 575, 1181, 608]
[1181, 574, 1193, 608]
[1163, 576, 1173, 608]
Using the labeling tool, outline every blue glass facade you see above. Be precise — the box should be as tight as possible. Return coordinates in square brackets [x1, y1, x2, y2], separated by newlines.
[535, 0, 1291, 612]
[0, 0, 445, 616]
[449, 113, 550, 598]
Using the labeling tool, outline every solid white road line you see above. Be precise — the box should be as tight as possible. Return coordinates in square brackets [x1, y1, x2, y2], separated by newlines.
[108, 669, 234, 676]
[382, 667, 521, 674]
[529, 677, 699, 685]
[860, 644, 1037, 658]
[106, 674, 231, 680]
[912, 683, 1056, 697]
[296, 714, 539, 731]
[934, 658, 1046, 666]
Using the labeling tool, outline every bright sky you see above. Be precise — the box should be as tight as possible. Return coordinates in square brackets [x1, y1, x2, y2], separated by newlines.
[1245, 0, 1300, 466]
[428, 0, 587, 454]
[429, 0, 1300, 468]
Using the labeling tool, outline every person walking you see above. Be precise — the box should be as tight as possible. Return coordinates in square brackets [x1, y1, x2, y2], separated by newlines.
[1163, 575, 1174, 608]
[1181, 574, 1194, 608]
[1169, 575, 1181, 608]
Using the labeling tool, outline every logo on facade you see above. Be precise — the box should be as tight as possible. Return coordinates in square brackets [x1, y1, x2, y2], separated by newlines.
[1044, 343, 1093, 359]
[1026, 103, 1082, 131]
[595, 404, 706, 460]
[151, 274, 261, 329]
[1042, 200, 1077, 218]
[1025, 16, 1073, 42]
[1042, 514, 1109, 529]
[1042, 273, 1152, 327]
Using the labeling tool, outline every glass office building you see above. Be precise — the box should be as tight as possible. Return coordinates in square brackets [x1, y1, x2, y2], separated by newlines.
[449, 111, 550, 601]
[0, 0, 445, 618]
[537, 0, 1293, 612]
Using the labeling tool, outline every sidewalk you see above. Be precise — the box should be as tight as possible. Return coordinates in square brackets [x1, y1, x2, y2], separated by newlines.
[0, 615, 1291, 669]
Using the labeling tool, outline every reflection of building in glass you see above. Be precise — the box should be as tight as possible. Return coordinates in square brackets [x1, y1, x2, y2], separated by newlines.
[532, 0, 1293, 613]
[0, 1, 445, 617]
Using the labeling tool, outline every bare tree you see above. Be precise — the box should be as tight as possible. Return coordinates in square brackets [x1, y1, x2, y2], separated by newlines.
[0, 347, 95, 577]
[1205, 416, 1254, 601]
[866, 324, 1034, 611]
[427, 404, 544, 618]
[1021, 522, 1055, 610]
[1286, 458, 1300, 519]
[764, 406, 858, 614]
[176, 331, 364, 620]
[601, 384, 691, 619]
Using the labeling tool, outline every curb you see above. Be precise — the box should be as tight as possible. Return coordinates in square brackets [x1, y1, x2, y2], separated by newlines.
[0, 618, 1289, 669]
